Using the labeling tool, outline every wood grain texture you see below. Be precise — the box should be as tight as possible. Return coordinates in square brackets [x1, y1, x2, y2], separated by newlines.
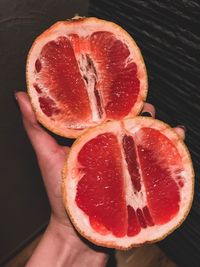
[3, 234, 177, 267]
[3, 235, 42, 267]
[116, 246, 177, 267]
[89, 1, 200, 267]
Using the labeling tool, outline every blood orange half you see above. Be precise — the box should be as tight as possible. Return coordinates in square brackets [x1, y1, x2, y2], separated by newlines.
[27, 17, 147, 138]
[62, 117, 194, 249]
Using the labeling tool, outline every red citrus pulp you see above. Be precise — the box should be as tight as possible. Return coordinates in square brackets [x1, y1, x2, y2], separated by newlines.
[62, 117, 194, 249]
[27, 17, 147, 137]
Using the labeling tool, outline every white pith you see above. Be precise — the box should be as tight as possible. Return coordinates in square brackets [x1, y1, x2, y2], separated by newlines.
[27, 18, 147, 136]
[63, 118, 194, 248]
[77, 54, 103, 123]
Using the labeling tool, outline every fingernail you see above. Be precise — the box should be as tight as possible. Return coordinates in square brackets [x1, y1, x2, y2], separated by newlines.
[177, 125, 186, 132]
[141, 111, 152, 117]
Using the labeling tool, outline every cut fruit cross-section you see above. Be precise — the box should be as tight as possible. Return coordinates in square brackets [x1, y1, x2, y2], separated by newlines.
[62, 117, 194, 249]
[27, 17, 147, 138]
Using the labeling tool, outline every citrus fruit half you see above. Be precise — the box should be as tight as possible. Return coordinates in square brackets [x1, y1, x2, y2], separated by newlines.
[62, 117, 194, 249]
[27, 17, 147, 138]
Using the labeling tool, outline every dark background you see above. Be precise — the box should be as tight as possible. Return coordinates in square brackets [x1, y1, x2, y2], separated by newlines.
[0, 0, 88, 265]
[0, 0, 199, 266]
[89, 1, 200, 267]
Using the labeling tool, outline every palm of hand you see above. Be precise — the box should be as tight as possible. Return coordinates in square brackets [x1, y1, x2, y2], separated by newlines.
[16, 92, 78, 234]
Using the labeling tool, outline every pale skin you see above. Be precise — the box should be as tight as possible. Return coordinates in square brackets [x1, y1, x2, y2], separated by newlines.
[15, 92, 185, 267]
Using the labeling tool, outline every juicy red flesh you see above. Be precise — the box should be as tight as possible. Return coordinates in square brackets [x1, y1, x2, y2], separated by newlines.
[89, 217, 110, 235]
[123, 135, 141, 191]
[127, 206, 141, 236]
[90, 32, 140, 119]
[39, 96, 60, 117]
[37, 37, 91, 121]
[76, 128, 183, 237]
[178, 180, 184, 188]
[127, 205, 155, 237]
[76, 133, 127, 237]
[35, 59, 42, 72]
[142, 206, 154, 226]
[35, 32, 140, 122]
[136, 128, 181, 224]
[136, 208, 147, 228]
[33, 83, 42, 94]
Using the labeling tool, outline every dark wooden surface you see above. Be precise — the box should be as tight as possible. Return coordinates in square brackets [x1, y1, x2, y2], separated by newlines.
[4, 237, 178, 267]
[89, 1, 200, 267]
[0, 0, 88, 265]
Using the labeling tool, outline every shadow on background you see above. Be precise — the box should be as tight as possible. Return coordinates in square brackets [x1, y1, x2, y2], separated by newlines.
[0, 0, 88, 264]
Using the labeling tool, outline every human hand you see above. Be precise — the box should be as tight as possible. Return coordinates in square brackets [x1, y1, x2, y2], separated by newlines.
[15, 92, 185, 266]
[15, 92, 109, 267]
[140, 103, 185, 140]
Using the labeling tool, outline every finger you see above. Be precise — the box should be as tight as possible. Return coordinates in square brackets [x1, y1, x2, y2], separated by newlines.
[61, 146, 70, 155]
[173, 126, 186, 140]
[15, 92, 60, 160]
[141, 103, 156, 118]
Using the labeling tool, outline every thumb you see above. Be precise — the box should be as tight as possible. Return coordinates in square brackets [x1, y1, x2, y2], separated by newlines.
[15, 91, 60, 161]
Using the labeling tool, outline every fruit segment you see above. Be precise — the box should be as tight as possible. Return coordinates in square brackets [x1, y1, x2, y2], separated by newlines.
[35, 36, 92, 122]
[127, 206, 141, 236]
[76, 133, 128, 237]
[142, 206, 154, 226]
[39, 96, 60, 117]
[122, 135, 141, 191]
[90, 32, 140, 119]
[135, 128, 181, 224]
[136, 208, 147, 228]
